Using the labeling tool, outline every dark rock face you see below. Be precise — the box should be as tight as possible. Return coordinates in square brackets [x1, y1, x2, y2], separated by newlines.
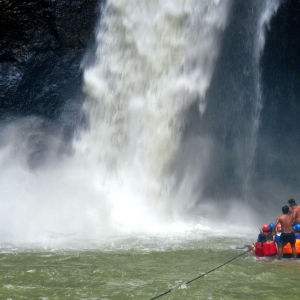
[0, 0, 102, 122]
[178, 1, 300, 216]
[255, 0, 300, 205]
[0, 0, 104, 167]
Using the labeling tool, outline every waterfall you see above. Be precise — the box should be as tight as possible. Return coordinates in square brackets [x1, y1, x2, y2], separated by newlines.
[0, 1, 283, 244]
[244, 0, 281, 202]
[193, 0, 281, 211]
[73, 0, 232, 231]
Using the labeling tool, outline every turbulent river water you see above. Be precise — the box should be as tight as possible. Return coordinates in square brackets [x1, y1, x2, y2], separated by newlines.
[1, 236, 300, 299]
[2, 0, 300, 299]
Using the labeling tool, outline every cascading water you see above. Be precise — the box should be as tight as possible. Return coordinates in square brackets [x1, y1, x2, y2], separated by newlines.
[243, 0, 281, 203]
[0, 1, 281, 245]
[191, 0, 281, 212]
[73, 0, 232, 233]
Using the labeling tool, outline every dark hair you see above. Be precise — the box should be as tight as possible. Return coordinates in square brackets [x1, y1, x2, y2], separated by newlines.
[266, 232, 273, 241]
[282, 205, 289, 214]
[288, 198, 296, 205]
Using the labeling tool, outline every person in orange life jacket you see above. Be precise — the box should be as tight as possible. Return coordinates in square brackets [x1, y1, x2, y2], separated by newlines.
[250, 224, 274, 252]
[264, 231, 275, 245]
[251, 224, 271, 251]
[257, 224, 270, 243]
[263, 231, 278, 256]
[252, 229, 276, 256]
[273, 205, 297, 259]
[269, 222, 275, 240]
[249, 224, 270, 252]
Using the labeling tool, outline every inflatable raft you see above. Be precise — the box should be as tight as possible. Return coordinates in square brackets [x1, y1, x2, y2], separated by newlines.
[282, 239, 300, 258]
[255, 239, 300, 258]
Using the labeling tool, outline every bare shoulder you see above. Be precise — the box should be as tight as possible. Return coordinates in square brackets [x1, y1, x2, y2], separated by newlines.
[280, 214, 291, 222]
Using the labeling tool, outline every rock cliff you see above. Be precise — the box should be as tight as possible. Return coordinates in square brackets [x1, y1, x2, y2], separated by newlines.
[0, 0, 102, 122]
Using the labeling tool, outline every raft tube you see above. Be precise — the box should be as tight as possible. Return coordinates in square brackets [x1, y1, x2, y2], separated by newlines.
[282, 239, 300, 258]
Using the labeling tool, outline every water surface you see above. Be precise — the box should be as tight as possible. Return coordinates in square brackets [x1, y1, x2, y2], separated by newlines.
[1, 236, 299, 300]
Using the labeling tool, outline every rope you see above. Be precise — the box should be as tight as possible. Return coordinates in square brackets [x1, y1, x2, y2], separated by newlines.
[150, 246, 252, 300]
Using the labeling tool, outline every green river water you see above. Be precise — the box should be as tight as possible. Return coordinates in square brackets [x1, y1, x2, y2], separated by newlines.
[1, 236, 299, 300]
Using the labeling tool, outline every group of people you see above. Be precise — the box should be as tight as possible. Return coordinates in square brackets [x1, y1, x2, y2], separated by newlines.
[252, 198, 300, 259]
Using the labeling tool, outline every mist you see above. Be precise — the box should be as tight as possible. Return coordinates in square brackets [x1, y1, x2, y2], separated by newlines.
[2, 1, 299, 245]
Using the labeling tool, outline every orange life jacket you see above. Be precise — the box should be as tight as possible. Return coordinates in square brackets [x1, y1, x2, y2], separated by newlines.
[283, 239, 300, 254]
[255, 241, 277, 257]
[263, 241, 277, 256]
[255, 242, 264, 257]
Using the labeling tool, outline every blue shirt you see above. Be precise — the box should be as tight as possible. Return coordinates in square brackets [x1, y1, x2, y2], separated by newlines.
[257, 233, 267, 242]
[275, 234, 281, 246]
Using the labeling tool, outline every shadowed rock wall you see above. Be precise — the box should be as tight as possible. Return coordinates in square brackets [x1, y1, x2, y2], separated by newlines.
[254, 0, 300, 208]
[0, 0, 102, 121]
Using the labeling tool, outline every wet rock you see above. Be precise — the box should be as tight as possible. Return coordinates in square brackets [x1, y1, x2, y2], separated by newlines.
[0, 0, 103, 121]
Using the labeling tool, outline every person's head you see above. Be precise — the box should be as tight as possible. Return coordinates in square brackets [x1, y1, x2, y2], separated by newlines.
[277, 224, 281, 231]
[294, 224, 300, 233]
[282, 205, 289, 214]
[269, 223, 274, 231]
[288, 198, 297, 206]
[262, 224, 270, 234]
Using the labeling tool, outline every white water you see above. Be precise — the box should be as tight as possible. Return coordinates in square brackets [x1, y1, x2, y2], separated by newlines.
[74, 0, 232, 234]
[0, 1, 280, 245]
